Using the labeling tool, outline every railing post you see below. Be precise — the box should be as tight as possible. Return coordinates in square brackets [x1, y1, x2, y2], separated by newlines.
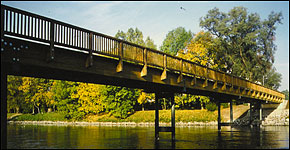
[203, 67, 208, 88]
[85, 32, 93, 68]
[116, 41, 123, 72]
[191, 64, 197, 86]
[177, 59, 183, 83]
[161, 54, 167, 80]
[47, 22, 55, 62]
[221, 73, 226, 91]
[141, 48, 147, 77]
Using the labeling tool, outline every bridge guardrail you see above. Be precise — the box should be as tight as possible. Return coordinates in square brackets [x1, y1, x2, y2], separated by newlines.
[1, 4, 285, 103]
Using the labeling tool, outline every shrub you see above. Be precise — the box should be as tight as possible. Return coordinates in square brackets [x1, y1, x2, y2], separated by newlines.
[205, 102, 217, 111]
[221, 103, 229, 108]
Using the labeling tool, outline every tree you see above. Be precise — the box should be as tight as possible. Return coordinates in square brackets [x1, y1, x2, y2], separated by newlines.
[177, 31, 220, 109]
[200, 6, 283, 84]
[281, 90, 289, 100]
[116, 27, 157, 49]
[71, 83, 105, 115]
[137, 91, 154, 111]
[101, 85, 140, 118]
[50, 80, 80, 119]
[263, 67, 282, 90]
[160, 27, 194, 56]
[177, 31, 223, 70]
[7, 75, 28, 113]
[18, 77, 54, 114]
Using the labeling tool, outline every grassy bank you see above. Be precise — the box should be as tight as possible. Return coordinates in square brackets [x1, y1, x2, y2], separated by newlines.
[8, 109, 220, 123]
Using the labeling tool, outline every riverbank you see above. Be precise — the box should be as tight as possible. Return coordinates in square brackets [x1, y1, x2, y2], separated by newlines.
[7, 103, 288, 127]
[7, 120, 218, 127]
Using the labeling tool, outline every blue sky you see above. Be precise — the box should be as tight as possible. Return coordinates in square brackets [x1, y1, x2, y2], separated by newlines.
[1, 1, 289, 91]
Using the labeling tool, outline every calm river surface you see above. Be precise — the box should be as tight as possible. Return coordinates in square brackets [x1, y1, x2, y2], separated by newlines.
[7, 124, 289, 149]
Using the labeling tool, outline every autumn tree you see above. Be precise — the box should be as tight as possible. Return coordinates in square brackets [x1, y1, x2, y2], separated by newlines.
[137, 91, 154, 111]
[71, 83, 105, 115]
[176, 31, 222, 109]
[19, 77, 54, 114]
[7, 75, 28, 113]
[177, 31, 223, 70]
[200, 6, 283, 86]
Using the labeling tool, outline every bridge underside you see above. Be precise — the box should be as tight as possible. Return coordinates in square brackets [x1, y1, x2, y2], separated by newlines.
[2, 36, 263, 103]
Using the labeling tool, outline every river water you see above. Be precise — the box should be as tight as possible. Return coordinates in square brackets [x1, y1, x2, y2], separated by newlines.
[7, 124, 289, 149]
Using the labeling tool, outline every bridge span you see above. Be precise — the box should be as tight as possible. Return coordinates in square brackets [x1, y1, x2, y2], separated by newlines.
[1, 4, 285, 149]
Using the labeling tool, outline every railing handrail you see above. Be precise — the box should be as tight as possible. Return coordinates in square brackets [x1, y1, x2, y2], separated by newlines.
[1, 4, 285, 99]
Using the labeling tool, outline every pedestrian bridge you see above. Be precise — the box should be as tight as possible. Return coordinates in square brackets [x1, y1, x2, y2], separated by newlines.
[0, 4, 285, 148]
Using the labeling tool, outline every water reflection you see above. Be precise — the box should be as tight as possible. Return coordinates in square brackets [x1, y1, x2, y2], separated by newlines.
[7, 124, 289, 149]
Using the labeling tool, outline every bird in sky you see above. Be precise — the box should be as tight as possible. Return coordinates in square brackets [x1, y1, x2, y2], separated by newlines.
[180, 7, 186, 11]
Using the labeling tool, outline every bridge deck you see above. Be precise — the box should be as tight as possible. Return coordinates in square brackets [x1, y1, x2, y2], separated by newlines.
[1, 4, 285, 103]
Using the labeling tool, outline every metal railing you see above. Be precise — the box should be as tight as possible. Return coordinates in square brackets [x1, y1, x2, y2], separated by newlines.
[1, 4, 285, 102]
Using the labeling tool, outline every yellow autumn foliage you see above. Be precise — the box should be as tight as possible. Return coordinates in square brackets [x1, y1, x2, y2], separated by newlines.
[71, 83, 105, 114]
[177, 31, 219, 69]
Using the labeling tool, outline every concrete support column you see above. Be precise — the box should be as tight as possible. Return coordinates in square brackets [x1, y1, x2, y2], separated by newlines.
[218, 101, 221, 131]
[230, 101, 233, 124]
[1, 63, 7, 149]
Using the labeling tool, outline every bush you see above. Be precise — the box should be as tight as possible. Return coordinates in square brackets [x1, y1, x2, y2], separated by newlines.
[205, 102, 217, 111]
[221, 103, 229, 108]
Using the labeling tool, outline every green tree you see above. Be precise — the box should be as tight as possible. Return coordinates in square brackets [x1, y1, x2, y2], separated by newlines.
[116, 27, 157, 49]
[102, 85, 140, 119]
[160, 27, 194, 56]
[263, 67, 282, 90]
[50, 80, 80, 119]
[281, 90, 289, 100]
[200, 7, 283, 84]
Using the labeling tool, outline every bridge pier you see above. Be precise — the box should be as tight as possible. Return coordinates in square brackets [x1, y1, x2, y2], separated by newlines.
[218, 101, 221, 131]
[230, 101, 233, 124]
[249, 102, 253, 124]
[155, 92, 175, 142]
